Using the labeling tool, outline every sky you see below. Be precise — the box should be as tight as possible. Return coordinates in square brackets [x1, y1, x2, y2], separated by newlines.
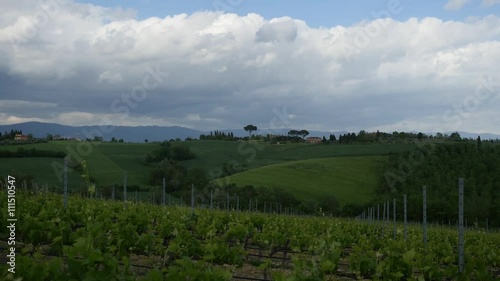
[0, 0, 500, 134]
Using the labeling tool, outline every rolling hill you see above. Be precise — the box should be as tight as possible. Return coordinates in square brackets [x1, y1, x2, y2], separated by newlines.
[0, 140, 415, 200]
[0, 141, 158, 190]
[181, 140, 416, 174]
[216, 156, 388, 207]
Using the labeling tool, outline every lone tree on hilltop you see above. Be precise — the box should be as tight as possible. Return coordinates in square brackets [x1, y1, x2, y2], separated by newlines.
[298, 129, 309, 139]
[244, 124, 257, 137]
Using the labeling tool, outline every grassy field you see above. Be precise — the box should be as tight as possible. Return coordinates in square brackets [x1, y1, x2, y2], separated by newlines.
[0, 157, 86, 192]
[0, 141, 158, 189]
[0, 140, 415, 198]
[216, 156, 388, 207]
[182, 140, 415, 174]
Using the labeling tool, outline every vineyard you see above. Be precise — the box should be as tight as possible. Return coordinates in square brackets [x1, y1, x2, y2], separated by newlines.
[1, 190, 499, 281]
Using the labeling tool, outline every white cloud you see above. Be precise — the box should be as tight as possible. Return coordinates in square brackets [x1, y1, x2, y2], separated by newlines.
[0, 100, 57, 109]
[0, 114, 43, 125]
[0, 1, 500, 134]
[255, 18, 298, 43]
[444, 0, 471, 10]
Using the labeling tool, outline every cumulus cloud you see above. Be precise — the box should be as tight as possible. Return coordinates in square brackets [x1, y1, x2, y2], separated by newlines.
[0, 0, 499, 134]
[255, 18, 298, 43]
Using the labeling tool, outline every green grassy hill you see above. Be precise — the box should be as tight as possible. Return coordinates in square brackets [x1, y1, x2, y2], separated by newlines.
[0, 141, 157, 190]
[182, 140, 415, 173]
[0, 140, 414, 198]
[1, 157, 84, 191]
[216, 156, 387, 206]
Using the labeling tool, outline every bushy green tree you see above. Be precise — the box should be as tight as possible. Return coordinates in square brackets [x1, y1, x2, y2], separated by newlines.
[244, 125, 258, 137]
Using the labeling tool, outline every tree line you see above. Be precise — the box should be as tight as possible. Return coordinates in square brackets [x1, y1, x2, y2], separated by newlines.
[0, 147, 66, 158]
[362, 141, 500, 226]
[192, 126, 500, 145]
[145, 141, 198, 189]
[0, 129, 24, 140]
[199, 131, 236, 141]
[0, 129, 38, 145]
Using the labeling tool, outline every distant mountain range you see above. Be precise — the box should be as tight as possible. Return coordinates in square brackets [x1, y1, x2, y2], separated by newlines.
[0, 122, 200, 142]
[0, 122, 498, 143]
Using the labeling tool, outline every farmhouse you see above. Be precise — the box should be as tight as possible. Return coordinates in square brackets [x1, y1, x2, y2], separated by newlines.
[14, 134, 29, 141]
[306, 137, 322, 144]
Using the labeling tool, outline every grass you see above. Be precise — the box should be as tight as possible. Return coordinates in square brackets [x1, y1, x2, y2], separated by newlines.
[0, 140, 414, 200]
[216, 156, 388, 207]
[0, 157, 85, 191]
[182, 140, 415, 174]
[0, 141, 158, 188]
